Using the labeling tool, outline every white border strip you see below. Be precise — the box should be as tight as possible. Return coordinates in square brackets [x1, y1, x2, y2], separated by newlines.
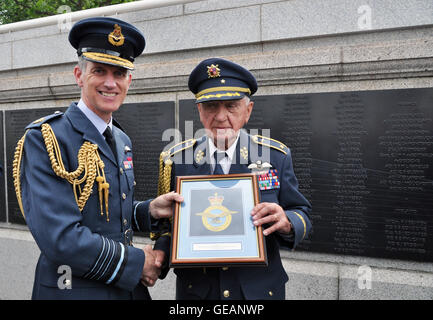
[0, 0, 202, 34]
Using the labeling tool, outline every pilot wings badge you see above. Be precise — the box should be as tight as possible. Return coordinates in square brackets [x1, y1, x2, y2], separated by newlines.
[195, 193, 237, 232]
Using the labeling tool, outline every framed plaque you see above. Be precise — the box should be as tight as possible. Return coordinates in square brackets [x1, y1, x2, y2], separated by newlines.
[170, 173, 267, 267]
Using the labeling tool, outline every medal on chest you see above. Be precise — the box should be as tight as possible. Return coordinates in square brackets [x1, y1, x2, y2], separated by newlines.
[123, 156, 133, 169]
[258, 169, 280, 191]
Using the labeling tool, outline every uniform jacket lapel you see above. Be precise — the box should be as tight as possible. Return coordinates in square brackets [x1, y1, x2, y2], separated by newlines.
[112, 125, 128, 167]
[65, 103, 118, 166]
[229, 129, 251, 174]
[192, 136, 212, 175]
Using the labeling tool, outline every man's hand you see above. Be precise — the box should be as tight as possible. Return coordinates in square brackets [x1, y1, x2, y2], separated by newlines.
[153, 249, 165, 269]
[251, 202, 292, 236]
[149, 191, 183, 219]
[141, 245, 162, 287]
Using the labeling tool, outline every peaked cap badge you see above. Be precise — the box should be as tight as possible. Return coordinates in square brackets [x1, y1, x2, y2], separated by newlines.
[207, 64, 221, 78]
[108, 24, 125, 47]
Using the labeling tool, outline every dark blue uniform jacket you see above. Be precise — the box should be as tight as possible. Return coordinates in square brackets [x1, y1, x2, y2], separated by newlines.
[157, 130, 312, 300]
[20, 103, 154, 300]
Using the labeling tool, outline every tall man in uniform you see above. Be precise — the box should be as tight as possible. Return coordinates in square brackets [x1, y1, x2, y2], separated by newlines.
[13, 17, 182, 300]
[156, 58, 313, 299]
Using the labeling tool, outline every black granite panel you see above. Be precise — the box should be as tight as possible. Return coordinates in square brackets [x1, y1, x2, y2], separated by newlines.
[113, 102, 175, 201]
[179, 88, 433, 262]
[5, 107, 67, 224]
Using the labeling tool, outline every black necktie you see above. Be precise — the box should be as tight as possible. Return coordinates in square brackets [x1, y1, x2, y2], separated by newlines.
[213, 151, 226, 175]
[103, 126, 117, 159]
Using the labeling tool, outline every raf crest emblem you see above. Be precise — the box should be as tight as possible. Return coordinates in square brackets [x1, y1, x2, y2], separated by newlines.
[108, 24, 125, 47]
[195, 193, 237, 232]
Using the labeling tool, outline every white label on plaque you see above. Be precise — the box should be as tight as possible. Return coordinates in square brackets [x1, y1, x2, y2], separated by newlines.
[192, 242, 242, 251]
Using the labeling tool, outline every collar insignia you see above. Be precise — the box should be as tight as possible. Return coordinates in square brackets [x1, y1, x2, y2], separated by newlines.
[195, 149, 205, 163]
[240, 147, 248, 160]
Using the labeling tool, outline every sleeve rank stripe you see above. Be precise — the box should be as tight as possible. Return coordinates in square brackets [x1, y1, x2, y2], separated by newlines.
[110, 244, 128, 286]
[92, 238, 114, 280]
[84, 235, 108, 279]
[103, 240, 124, 283]
[133, 201, 143, 232]
[106, 243, 127, 285]
[97, 240, 119, 282]
[85, 237, 125, 283]
[293, 211, 307, 240]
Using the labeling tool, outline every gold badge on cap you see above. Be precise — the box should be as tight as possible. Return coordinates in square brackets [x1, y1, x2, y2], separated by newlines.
[207, 64, 220, 78]
[108, 24, 125, 47]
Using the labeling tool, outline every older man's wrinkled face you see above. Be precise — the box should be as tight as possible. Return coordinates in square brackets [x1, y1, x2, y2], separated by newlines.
[197, 97, 253, 149]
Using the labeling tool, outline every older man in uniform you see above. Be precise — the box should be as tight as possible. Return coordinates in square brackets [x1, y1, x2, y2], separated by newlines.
[156, 58, 312, 299]
[13, 17, 182, 300]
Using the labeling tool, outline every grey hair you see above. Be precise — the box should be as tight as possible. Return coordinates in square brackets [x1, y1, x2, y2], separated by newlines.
[76, 56, 131, 76]
[77, 56, 88, 72]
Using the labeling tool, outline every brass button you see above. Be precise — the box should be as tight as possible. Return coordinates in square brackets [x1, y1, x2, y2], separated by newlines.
[222, 267, 229, 271]
[133, 180, 137, 186]
[223, 290, 230, 298]
[269, 291, 273, 296]
[120, 168, 124, 175]
[122, 193, 126, 200]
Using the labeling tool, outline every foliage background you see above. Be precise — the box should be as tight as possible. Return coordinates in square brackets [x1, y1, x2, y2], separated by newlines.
[0, 0, 135, 24]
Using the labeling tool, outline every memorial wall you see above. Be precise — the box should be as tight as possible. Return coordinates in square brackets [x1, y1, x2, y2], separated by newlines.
[179, 88, 433, 262]
[3, 88, 432, 263]
[1, 0, 433, 300]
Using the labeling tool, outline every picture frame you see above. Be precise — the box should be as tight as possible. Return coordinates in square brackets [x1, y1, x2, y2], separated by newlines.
[170, 173, 267, 267]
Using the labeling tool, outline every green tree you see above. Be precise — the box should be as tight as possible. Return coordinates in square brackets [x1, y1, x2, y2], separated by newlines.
[0, 0, 135, 25]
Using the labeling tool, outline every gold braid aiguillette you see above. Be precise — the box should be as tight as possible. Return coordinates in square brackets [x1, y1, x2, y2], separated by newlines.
[13, 123, 111, 222]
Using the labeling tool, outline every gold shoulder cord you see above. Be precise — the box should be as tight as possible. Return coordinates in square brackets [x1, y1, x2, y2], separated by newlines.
[13, 131, 28, 218]
[13, 123, 111, 222]
[252, 134, 288, 155]
[151, 139, 196, 240]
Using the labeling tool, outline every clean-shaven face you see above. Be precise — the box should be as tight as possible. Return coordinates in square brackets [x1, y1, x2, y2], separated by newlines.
[74, 61, 132, 122]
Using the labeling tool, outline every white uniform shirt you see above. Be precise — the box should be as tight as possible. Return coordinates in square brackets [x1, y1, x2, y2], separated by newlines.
[77, 99, 113, 137]
[208, 132, 240, 174]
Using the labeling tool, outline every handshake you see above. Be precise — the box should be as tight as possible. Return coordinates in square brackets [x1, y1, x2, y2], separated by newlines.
[140, 191, 184, 287]
[140, 245, 165, 287]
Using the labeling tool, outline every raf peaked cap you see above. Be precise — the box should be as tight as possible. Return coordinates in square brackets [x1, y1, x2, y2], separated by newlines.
[69, 17, 145, 70]
[188, 58, 258, 103]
